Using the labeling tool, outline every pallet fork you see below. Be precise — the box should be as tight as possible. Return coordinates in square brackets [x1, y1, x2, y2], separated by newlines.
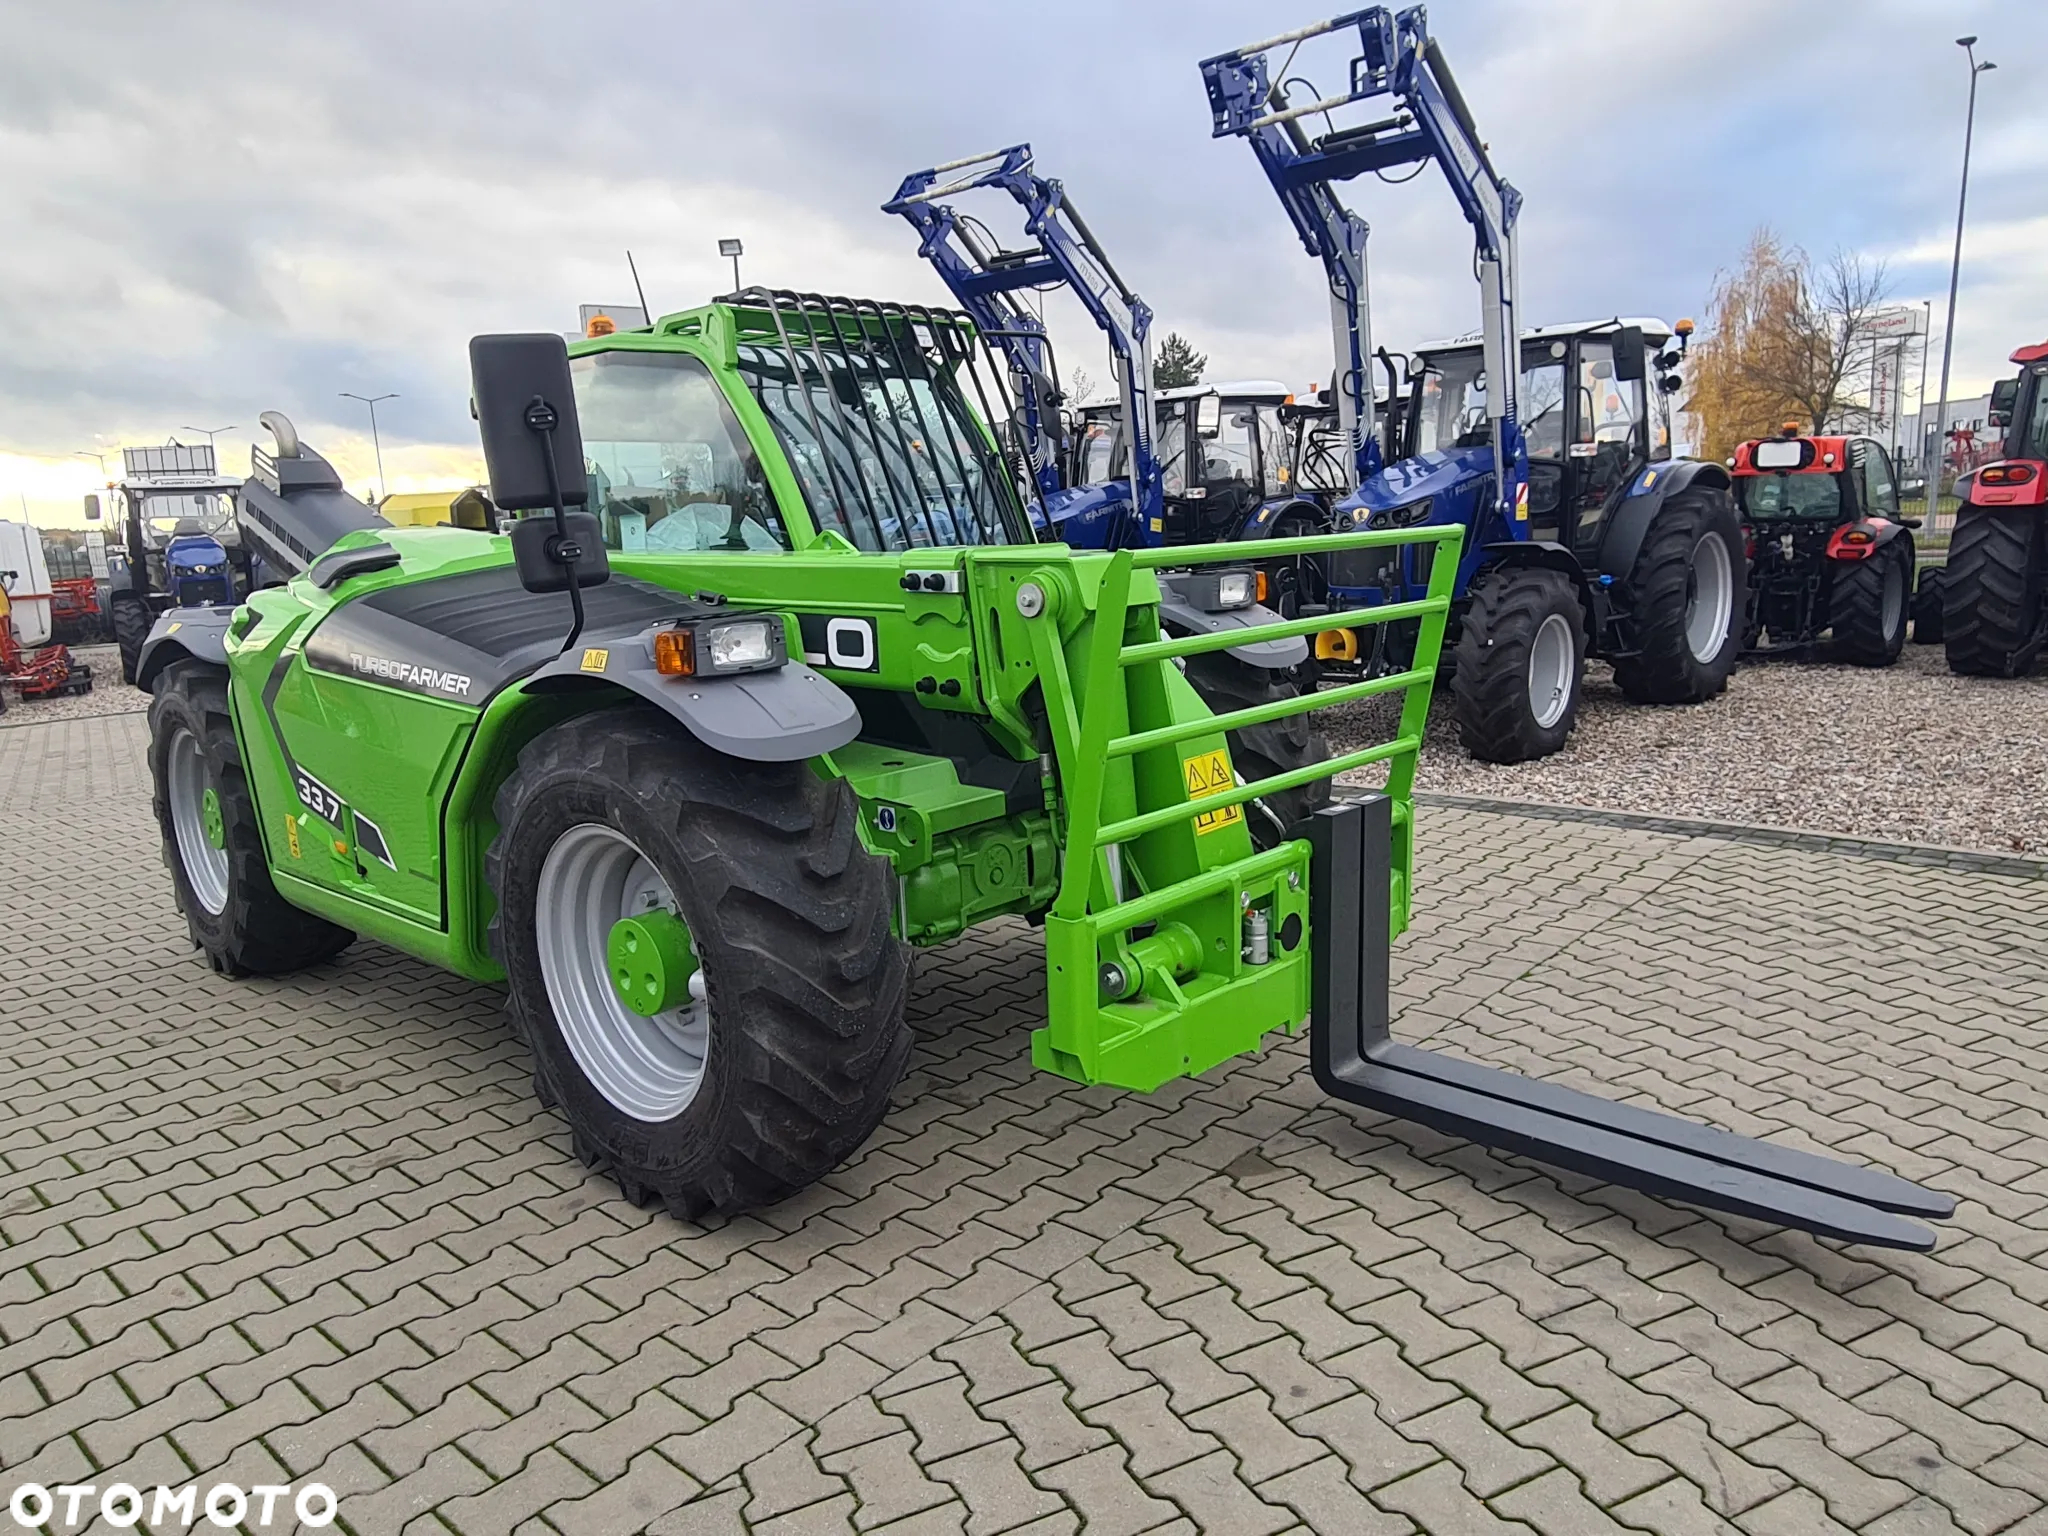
[1308, 798, 1956, 1250]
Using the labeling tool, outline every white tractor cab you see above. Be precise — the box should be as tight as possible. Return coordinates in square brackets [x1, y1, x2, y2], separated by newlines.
[1387, 317, 1686, 558]
[1073, 381, 1317, 544]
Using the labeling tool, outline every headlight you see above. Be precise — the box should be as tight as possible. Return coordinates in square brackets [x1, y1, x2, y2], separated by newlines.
[653, 614, 786, 677]
[707, 619, 776, 671]
[1173, 568, 1258, 612]
[1368, 498, 1434, 529]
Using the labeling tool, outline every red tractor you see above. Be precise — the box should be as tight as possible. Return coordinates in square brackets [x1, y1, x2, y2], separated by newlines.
[1943, 341, 2048, 677]
[1732, 427, 1919, 666]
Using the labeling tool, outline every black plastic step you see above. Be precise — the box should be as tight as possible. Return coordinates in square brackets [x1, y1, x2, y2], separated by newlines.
[1303, 798, 1956, 1253]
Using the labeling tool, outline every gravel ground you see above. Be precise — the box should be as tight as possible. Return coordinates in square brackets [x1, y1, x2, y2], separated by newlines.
[9, 639, 2044, 856]
[0, 644, 147, 728]
[1324, 640, 2048, 855]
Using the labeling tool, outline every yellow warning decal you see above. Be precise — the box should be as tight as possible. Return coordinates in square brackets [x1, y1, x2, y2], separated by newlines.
[285, 814, 302, 859]
[580, 647, 609, 672]
[1182, 748, 1243, 835]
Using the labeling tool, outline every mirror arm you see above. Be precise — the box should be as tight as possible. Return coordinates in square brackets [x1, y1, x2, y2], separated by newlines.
[526, 393, 588, 652]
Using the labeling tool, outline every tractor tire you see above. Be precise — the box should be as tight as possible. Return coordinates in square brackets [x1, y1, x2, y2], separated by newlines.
[114, 596, 150, 687]
[1611, 486, 1745, 705]
[1830, 544, 1910, 667]
[1451, 566, 1586, 763]
[1910, 565, 1944, 645]
[1943, 511, 2046, 678]
[1182, 651, 1332, 849]
[147, 659, 354, 976]
[487, 706, 911, 1219]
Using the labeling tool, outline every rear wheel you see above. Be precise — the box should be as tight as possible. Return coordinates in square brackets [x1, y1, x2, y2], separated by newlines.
[487, 707, 911, 1218]
[1182, 652, 1332, 849]
[1910, 565, 1944, 645]
[1612, 486, 1744, 703]
[1831, 544, 1910, 667]
[1452, 566, 1587, 763]
[114, 595, 150, 686]
[147, 660, 353, 975]
[1944, 511, 2046, 677]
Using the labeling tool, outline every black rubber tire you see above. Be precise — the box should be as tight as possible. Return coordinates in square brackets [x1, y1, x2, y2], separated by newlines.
[486, 706, 911, 1219]
[114, 596, 150, 686]
[1451, 566, 1587, 764]
[1830, 544, 1910, 667]
[1611, 486, 1746, 704]
[1943, 511, 2046, 678]
[147, 659, 354, 976]
[1910, 565, 1944, 645]
[1181, 651, 1332, 850]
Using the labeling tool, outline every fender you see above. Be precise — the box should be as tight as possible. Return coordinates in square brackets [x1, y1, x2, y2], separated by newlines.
[1476, 540, 1598, 616]
[1596, 459, 1733, 583]
[1155, 595, 1310, 669]
[136, 605, 234, 693]
[1233, 497, 1330, 540]
[521, 622, 861, 762]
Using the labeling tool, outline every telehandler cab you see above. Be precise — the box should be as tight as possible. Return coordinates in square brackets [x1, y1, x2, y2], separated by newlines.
[137, 305, 1952, 1249]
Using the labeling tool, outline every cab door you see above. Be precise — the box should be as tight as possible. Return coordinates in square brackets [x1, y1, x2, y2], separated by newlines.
[1568, 338, 1648, 568]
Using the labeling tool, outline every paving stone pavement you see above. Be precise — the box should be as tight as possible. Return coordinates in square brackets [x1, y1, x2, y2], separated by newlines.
[3, 712, 2045, 1536]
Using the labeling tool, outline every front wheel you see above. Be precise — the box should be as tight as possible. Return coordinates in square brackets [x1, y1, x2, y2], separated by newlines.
[1831, 545, 1910, 667]
[114, 596, 150, 686]
[1181, 651, 1332, 850]
[1452, 566, 1587, 763]
[487, 707, 911, 1218]
[147, 660, 353, 975]
[1943, 511, 2046, 678]
[1612, 486, 1745, 704]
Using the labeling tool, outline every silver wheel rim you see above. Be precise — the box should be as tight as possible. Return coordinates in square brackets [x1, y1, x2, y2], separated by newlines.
[1881, 558, 1905, 639]
[535, 823, 709, 1122]
[1527, 612, 1575, 730]
[167, 728, 230, 916]
[1684, 532, 1734, 663]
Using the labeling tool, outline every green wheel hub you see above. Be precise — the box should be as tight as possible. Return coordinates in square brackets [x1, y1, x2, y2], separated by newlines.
[200, 787, 225, 850]
[606, 909, 697, 1018]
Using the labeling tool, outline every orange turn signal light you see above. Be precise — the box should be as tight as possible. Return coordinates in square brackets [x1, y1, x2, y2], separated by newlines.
[1981, 463, 2037, 486]
[653, 628, 696, 676]
[1255, 570, 1270, 604]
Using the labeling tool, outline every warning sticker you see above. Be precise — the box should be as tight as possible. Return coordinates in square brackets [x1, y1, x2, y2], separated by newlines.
[1182, 749, 1243, 836]
[580, 648, 609, 673]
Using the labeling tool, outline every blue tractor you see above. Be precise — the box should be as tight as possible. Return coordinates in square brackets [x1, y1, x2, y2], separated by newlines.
[885, 147, 1338, 840]
[1202, 8, 1745, 762]
[92, 443, 249, 684]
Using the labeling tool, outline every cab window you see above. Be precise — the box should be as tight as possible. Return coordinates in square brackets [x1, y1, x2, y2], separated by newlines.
[2021, 367, 2048, 462]
[1859, 441, 1900, 518]
[571, 350, 789, 553]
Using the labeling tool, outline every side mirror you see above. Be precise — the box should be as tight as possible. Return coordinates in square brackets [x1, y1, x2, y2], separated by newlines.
[1989, 376, 2018, 429]
[1612, 325, 1647, 383]
[1195, 393, 1222, 438]
[510, 513, 608, 593]
[469, 333, 590, 512]
[84, 494, 101, 522]
[1659, 374, 1683, 395]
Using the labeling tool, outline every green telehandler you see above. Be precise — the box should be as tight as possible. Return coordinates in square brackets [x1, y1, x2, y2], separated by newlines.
[137, 292, 1952, 1249]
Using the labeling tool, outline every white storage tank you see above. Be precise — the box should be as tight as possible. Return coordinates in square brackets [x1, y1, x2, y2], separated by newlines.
[0, 521, 55, 648]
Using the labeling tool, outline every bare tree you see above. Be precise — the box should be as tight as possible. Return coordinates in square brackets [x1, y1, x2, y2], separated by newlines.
[1688, 230, 1893, 459]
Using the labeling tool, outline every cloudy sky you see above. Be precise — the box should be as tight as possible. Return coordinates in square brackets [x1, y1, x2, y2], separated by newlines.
[3, 0, 2041, 528]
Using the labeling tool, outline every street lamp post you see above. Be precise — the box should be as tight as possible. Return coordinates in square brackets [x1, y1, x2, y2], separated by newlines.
[180, 425, 236, 465]
[1928, 35, 1995, 519]
[339, 392, 399, 503]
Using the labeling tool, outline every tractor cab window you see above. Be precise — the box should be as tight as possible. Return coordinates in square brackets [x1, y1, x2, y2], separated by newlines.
[1205, 404, 1260, 492]
[736, 342, 1021, 551]
[2020, 367, 2048, 462]
[1077, 415, 1120, 483]
[571, 350, 789, 554]
[1256, 405, 1289, 497]
[1520, 347, 1568, 462]
[140, 491, 234, 541]
[1859, 442, 1901, 518]
[1738, 472, 1845, 520]
[1414, 351, 1492, 454]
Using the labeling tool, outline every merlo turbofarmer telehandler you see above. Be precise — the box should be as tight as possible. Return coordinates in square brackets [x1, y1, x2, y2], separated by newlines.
[1732, 428, 1918, 665]
[1203, 9, 1745, 764]
[137, 303, 1953, 1249]
[1942, 339, 2048, 677]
